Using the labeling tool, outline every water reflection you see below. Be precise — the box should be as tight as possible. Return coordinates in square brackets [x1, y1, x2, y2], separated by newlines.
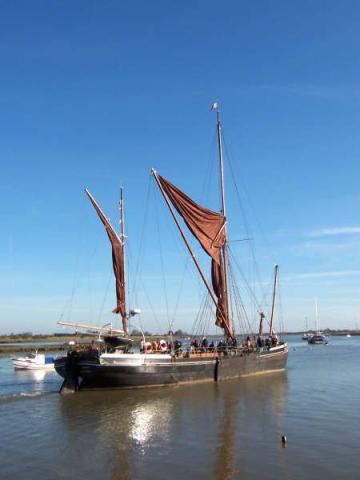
[12, 368, 55, 387]
[28, 370, 47, 382]
[58, 372, 288, 480]
[13, 368, 46, 382]
[130, 400, 172, 446]
[213, 372, 288, 480]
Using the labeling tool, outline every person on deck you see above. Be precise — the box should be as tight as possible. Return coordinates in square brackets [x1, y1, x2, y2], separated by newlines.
[174, 340, 182, 355]
[88, 340, 99, 357]
[201, 337, 208, 352]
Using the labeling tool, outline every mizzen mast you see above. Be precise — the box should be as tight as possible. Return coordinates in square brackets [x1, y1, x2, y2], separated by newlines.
[269, 264, 279, 337]
[85, 188, 128, 336]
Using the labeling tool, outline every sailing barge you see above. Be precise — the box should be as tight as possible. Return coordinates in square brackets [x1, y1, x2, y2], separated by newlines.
[55, 104, 287, 393]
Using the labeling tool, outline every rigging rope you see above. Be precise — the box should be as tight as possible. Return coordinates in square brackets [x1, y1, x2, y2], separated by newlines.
[222, 131, 269, 306]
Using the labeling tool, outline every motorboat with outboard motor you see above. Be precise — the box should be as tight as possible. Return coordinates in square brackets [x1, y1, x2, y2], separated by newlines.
[12, 351, 55, 370]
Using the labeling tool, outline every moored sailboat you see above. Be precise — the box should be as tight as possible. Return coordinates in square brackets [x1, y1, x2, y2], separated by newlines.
[302, 318, 311, 340]
[55, 104, 288, 392]
[307, 299, 328, 345]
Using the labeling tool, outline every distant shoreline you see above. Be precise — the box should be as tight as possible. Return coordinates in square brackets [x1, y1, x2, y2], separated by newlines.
[283, 330, 360, 336]
[1, 330, 359, 354]
[1, 329, 360, 342]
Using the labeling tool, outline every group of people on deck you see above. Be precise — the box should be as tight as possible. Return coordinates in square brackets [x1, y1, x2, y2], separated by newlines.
[138, 333, 278, 356]
[189, 337, 238, 354]
[244, 334, 278, 349]
[189, 337, 215, 353]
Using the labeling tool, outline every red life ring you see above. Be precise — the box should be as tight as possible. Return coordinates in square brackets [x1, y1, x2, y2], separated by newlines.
[144, 342, 153, 353]
[159, 340, 167, 352]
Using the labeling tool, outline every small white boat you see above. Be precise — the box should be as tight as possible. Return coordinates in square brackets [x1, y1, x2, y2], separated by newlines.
[12, 351, 55, 370]
[346, 334, 351, 338]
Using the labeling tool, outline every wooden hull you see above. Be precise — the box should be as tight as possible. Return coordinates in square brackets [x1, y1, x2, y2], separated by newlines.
[55, 346, 288, 393]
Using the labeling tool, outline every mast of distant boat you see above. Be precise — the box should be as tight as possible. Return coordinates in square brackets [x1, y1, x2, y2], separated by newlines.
[269, 264, 279, 337]
[315, 298, 319, 333]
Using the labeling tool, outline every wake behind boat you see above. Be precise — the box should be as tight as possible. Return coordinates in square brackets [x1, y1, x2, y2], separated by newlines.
[55, 104, 288, 393]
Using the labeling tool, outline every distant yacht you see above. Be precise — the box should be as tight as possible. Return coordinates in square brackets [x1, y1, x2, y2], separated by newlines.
[301, 318, 311, 340]
[308, 333, 328, 345]
[307, 300, 328, 345]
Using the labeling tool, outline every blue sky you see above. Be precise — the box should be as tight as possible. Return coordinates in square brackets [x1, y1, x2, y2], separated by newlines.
[1, 0, 360, 334]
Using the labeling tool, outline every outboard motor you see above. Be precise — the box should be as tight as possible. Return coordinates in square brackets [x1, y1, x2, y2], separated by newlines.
[59, 352, 80, 394]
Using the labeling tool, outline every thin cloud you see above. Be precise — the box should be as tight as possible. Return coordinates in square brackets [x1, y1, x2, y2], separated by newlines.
[284, 270, 360, 281]
[307, 227, 360, 238]
[239, 83, 360, 102]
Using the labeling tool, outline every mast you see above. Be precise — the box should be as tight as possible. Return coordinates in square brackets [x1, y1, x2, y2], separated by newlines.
[213, 103, 232, 337]
[315, 298, 319, 333]
[119, 187, 128, 335]
[85, 188, 127, 336]
[269, 264, 279, 336]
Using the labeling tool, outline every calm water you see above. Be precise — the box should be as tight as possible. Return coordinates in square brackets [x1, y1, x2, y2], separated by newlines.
[1, 336, 360, 479]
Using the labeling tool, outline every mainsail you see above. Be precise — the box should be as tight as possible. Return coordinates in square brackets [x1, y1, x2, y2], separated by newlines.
[85, 189, 128, 334]
[155, 174, 231, 335]
[157, 175, 226, 265]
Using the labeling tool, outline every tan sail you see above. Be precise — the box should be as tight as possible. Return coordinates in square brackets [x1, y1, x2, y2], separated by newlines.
[157, 175, 226, 265]
[211, 259, 228, 330]
[85, 189, 128, 334]
[155, 174, 231, 336]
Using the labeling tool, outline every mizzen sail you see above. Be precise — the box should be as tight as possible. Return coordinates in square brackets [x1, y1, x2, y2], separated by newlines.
[85, 189, 127, 333]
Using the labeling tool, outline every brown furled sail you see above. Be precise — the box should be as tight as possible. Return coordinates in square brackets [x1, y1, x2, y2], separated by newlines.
[157, 175, 226, 266]
[85, 189, 128, 335]
[156, 174, 230, 333]
[211, 259, 228, 330]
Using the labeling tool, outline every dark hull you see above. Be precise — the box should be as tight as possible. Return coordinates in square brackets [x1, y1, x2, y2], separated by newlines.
[308, 336, 328, 345]
[55, 347, 288, 392]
